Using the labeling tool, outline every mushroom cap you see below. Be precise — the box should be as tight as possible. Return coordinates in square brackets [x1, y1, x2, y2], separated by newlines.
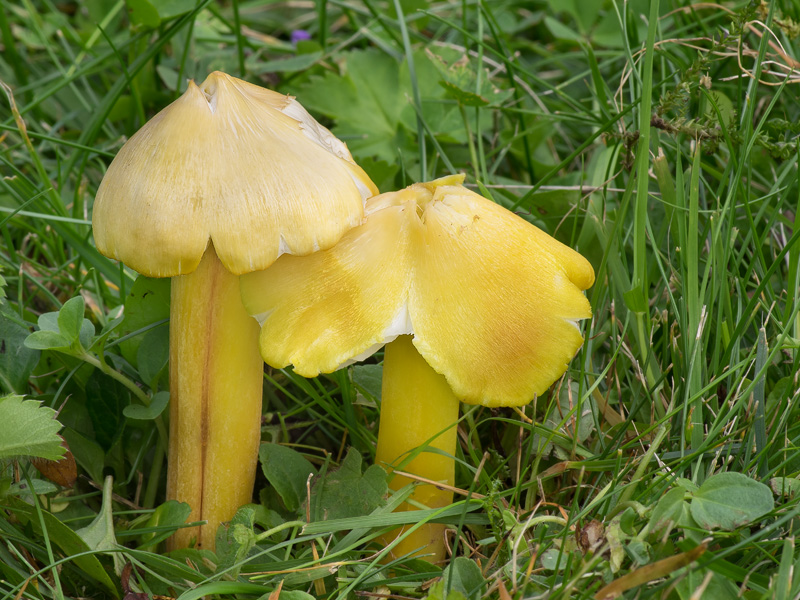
[92, 71, 377, 277]
[240, 175, 595, 407]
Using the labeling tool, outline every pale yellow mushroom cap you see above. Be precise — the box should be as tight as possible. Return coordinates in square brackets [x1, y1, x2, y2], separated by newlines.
[92, 71, 378, 277]
[240, 175, 594, 407]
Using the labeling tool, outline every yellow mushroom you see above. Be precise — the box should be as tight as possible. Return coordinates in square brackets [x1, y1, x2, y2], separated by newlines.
[92, 71, 376, 550]
[240, 175, 594, 563]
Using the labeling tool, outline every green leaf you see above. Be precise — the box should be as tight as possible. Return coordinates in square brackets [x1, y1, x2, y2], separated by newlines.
[425, 582, 468, 600]
[94, 314, 124, 353]
[85, 370, 128, 451]
[215, 506, 256, 573]
[440, 556, 486, 600]
[676, 477, 700, 493]
[544, 15, 582, 43]
[439, 81, 489, 107]
[310, 448, 387, 521]
[137, 500, 192, 550]
[8, 478, 59, 497]
[259, 443, 316, 513]
[249, 52, 323, 75]
[268, 591, 315, 600]
[124, 391, 169, 420]
[137, 324, 169, 387]
[0, 305, 40, 393]
[37, 311, 60, 332]
[352, 364, 383, 402]
[623, 286, 648, 313]
[126, 0, 161, 28]
[690, 472, 774, 530]
[24, 330, 72, 351]
[76, 476, 123, 574]
[119, 276, 170, 369]
[24, 297, 94, 354]
[7, 498, 119, 595]
[674, 568, 740, 600]
[292, 50, 409, 162]
[427, 50, 512, 109]
[62, 428, 105, 485]
[770, 477, 800, 498]
[648, 486, 686, 534]
[57, 296, 86, 343]
[248, 503, 289, 541]
[79, 318, 96, 350]
[355, 157, 399, 193]
[0, 395, 65, 461]
[388, 0, 429, 19]
[155, 0, 198, 19]
[626, 539, 651, 565]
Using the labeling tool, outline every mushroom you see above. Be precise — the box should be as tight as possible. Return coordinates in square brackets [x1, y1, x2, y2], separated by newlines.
[239, 174, 594, 562]
[92, 71, 377, 550]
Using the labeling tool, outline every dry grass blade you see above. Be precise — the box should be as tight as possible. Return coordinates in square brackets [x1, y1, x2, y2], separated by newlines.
[593, 544, 707, 600]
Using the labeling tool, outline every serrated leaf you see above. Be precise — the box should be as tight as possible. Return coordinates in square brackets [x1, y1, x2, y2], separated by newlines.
[0, 395, 65, 460]
[123, 391, 169, 421]
[310, 448, 387, 521]
[292, 50, 409, 162]
[259, 443, 316, 513]
[690, 472, 774, 530]
[427, 48, 511, 109]
[439, 81, 489, 107]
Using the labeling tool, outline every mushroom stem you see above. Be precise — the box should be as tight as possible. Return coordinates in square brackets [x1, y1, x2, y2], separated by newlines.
[375, 335, 460, 564]
[167, 245, 263, 550]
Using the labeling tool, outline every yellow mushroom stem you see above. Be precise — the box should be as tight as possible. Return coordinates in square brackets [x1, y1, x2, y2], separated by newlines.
[375, 335, 460, 564]
[166, 245, 263, 550]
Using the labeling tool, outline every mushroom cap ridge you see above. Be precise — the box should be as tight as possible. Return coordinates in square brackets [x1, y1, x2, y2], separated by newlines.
[241, 175, 594, 407]
[93, 71, 377, 278]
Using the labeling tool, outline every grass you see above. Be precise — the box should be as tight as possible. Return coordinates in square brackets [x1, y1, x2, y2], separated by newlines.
[2, 0, 800, 598]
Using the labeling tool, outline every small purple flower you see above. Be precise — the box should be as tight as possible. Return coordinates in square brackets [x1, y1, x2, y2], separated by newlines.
[291, 30, 312, 45]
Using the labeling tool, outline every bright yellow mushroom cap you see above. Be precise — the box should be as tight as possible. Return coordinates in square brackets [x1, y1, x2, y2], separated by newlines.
[240, 175, 595, 407]
[92, 71, 377, 278]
